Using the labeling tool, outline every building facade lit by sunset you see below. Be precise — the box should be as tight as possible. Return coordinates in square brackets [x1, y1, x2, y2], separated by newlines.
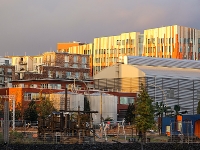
[56, 25, 200, 76]
[93, 32, 142, 75]
[143, 25, 200, 60]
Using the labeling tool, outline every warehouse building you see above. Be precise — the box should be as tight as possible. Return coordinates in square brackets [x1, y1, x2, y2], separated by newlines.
[94, 56, 200, 115]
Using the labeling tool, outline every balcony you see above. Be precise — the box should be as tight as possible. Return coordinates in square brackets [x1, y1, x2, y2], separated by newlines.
[19, 61, 27, 65]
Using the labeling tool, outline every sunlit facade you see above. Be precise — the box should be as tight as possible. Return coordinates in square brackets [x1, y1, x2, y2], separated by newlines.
[93, 32, 142, 75]
[143, 25, 200, 60]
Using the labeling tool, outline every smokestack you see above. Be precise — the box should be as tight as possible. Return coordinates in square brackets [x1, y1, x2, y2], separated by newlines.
[65, 88, 68, 111]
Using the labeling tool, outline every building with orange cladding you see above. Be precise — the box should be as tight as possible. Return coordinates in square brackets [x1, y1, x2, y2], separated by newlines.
[143, 25, 200, 60]
[57, 42, 85, 53]
[0, 87, 64, 116]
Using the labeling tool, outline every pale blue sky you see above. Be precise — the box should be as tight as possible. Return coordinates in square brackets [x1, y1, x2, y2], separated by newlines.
[0, 0, 200, 56]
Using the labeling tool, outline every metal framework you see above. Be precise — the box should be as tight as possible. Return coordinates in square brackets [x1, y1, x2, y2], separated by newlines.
[0, 95, 16, 130]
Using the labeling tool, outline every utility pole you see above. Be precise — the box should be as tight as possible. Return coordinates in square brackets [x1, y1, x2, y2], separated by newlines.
[1, 95, 15, 144]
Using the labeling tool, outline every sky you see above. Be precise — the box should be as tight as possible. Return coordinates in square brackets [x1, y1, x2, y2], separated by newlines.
[0, 0, 200, 56]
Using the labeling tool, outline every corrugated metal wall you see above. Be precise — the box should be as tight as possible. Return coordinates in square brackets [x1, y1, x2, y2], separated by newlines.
[94, 77, 200, 115]
[146, 77, 200, 115]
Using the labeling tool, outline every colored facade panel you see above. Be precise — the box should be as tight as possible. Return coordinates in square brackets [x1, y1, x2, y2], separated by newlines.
[143, 25, 200, 60]
[93, 32, 141, 75]
[57, 42, 80, 53]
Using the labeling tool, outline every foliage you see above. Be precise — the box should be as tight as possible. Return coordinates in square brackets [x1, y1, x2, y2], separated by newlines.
[15, 102, 22, 120]
[37, 98, 56, 119]
[24, 100, 38, 121]
[197, 101, 200, 114]
[84, 96, 90, 111]
[135, 84, 155, 134]
[104, 116, 114, 121]
[154, 102, 171, 135]
[124, 103, 135, 124]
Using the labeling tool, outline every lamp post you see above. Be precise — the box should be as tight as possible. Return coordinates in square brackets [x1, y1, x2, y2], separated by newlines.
[148, 82, 167, 106]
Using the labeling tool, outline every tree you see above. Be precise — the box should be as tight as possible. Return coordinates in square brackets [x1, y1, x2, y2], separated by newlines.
[197, 101, 200, 114]
[15, 102, 22, 120]
[125, 103, 135, 124]
[135, 84, 155, 139]
[155, 102, 171, 135]
[24, 100, 38, 121]
[37, 98, 56, 119]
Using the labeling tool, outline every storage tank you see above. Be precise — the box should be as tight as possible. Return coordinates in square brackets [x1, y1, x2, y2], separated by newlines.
[50, 91, 84, 111]
[86, 92, 118, 124]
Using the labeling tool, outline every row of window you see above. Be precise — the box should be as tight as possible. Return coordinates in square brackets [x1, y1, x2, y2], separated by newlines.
[148, 38, 200, 45]
[48, 71, 89, 78]
[64, 63, 87, 68]
[116, 39, 135, 45]
[64, 56, 87, 63]
[145, 46, 200, 53]
[95, 48, 136, 55]
[24, 93, 50, 101]
[95, 57, 119, 63]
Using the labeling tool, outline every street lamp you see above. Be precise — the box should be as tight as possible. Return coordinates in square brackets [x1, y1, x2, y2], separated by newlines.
[148, 82, 167, 106]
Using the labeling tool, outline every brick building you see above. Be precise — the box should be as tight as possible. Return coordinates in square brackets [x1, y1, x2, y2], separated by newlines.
[9, 51, 91, 81]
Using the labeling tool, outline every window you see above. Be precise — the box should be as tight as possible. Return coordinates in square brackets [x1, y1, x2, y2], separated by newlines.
[24, 93, 32, 101]
[75, 72, 79, 78]
[66, 72, 71, 78]
[82, 64, 87, 68]
[198, 48, 200, 53]
[122, 40, 125, 45]
[5, 60, 9, 65]
[64, 63, 68, 67]
[65, 56, 69, 62]
[84, 73, 89, 79]
[120, 97, 134, 105]
[73, 64, 78, 68]
[198, 38, 200, 44]
[116, 40, 121, 45]
[73, 56, 77, 62]
[167, 89, 174, 98]
[82, 57, 87, 63]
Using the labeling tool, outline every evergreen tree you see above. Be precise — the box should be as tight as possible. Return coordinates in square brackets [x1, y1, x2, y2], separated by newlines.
[125, 103, 135, 124]
[24, 100, 38, 121]
[197, 101, 200, 114]
[135, 84, 155, 137]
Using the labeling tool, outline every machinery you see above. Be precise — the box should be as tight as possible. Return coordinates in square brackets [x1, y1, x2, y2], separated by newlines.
[37, 89, 98, 144]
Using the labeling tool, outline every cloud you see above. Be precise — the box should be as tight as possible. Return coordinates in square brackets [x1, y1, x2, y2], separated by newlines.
[0, 0, 200, 56]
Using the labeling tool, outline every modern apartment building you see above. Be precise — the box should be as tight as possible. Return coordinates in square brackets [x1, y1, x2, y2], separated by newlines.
[0, 57, 15, 88]
[143, 25, 200, 60]
[93, 32, 142, 75]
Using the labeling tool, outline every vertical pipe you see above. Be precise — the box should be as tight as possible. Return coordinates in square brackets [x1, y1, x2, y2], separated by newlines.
[178, 79, 179, 105]
[13, 99, 15, 131]
[193, 80, 194, 115]
[100, 92, 102, 123]
[65, 88, 68, 111]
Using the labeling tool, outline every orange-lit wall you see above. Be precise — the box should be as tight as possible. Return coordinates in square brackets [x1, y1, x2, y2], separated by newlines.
[57, 43, 79, 52]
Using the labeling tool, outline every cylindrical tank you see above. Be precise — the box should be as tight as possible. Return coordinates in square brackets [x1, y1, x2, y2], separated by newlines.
[50, 92, 84, 111]
[86, 92, 118, 124]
